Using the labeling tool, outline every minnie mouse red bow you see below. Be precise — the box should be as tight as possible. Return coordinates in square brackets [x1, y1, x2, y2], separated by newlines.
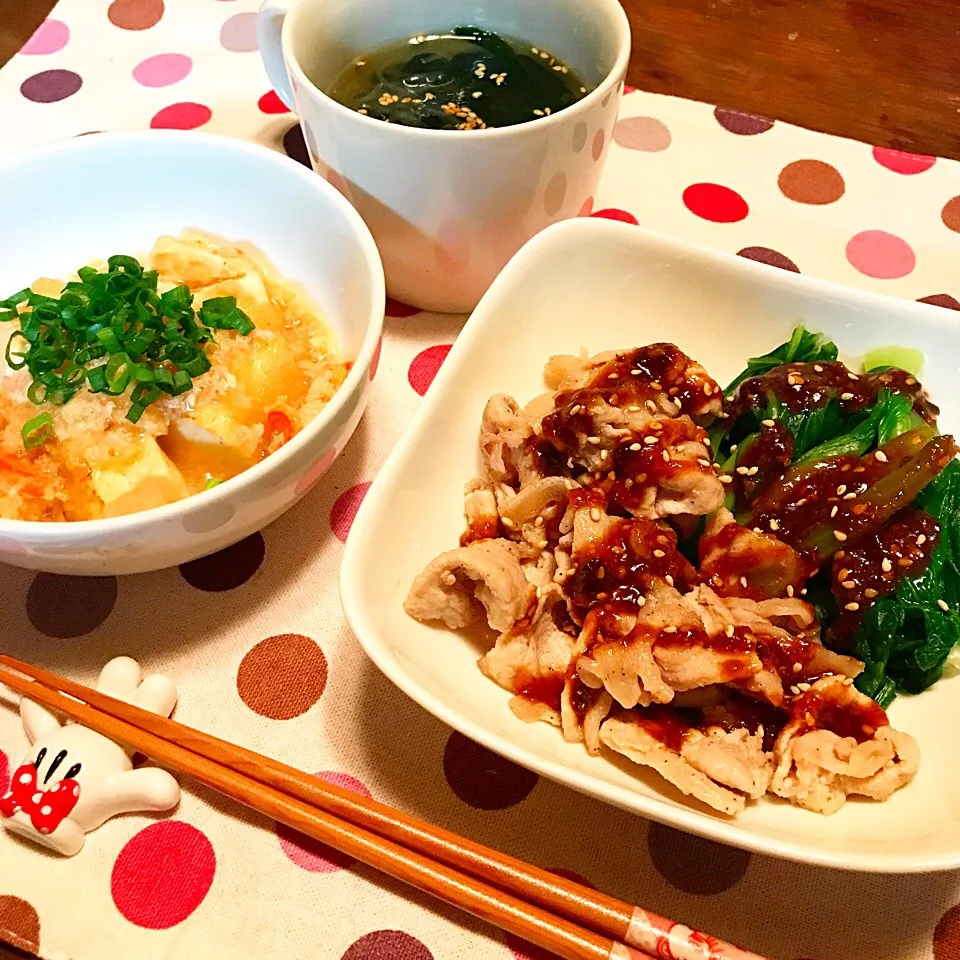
[0, 764, 80, 835]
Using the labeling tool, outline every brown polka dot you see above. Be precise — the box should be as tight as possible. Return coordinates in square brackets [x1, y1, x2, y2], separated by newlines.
[613, 116, 672, 152]
[341, 931, 433, 960]
[0, 897, 39, 954]
[107, 0, 164, 30]
[941, 196, 960, 233]
[737, 246, 800, 272]
[647, 823, 750, 894]
[179, 532, 264, 591]
[27, 574, 117, 639]
[935, 905, 960, 959]
[237, 634, 327, 719]
[443, 731, 538, 810]
[283, 124, 310, 168]
[778, 159, 845, 205]
[919, 293, 960, 310]
[714, 107, 774, 135]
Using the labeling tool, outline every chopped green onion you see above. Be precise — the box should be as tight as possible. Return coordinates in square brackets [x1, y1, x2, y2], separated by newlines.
[203, 477, 223, 490]
[1, 253, 255, 437]
[22, 413, 54, 449]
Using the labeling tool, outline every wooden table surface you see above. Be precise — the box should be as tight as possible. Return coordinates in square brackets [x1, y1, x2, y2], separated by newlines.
[2, 0, 960, 159]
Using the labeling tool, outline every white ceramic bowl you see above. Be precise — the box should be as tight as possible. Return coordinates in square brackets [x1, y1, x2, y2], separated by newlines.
[341, 216, 960, 873]
[0, 131, 384, 575]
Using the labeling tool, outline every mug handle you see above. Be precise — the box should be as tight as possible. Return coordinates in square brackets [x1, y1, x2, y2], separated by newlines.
[257, 0, 295, 111]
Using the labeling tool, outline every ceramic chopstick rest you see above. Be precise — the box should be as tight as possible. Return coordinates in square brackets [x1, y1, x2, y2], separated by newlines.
[1, 657, 180, 856]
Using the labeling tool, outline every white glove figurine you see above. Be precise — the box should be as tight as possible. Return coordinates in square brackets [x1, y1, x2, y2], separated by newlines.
[1, 656, 181, 856]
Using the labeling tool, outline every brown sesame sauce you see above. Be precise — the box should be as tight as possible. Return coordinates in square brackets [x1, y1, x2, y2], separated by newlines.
[704, 692, 787, 751]
[525, 436, 568, 478]
[515, 671, 566, 710]
[569, 674, 605, 722]
[730, 420, 794, 506]
[728, 361, 938, 423]
[564, 512, 698, 618]
[791, 682, 888, 743]
[754, 629, 819, 678]
[619, 705, 693, 753]
[827, 508, 940, 649]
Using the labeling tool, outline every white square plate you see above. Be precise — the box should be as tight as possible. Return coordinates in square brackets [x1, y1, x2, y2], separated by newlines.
[340, 218, 960, 872]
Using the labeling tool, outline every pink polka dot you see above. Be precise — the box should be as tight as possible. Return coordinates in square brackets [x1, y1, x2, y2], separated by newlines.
[220, 12, 258, 52]
[277, 772, 372, 872]
[590, 208, 639, 225]
[21, 19, 69, 55]
[258, 90, 289, 114]
[846, 230, 916, 279]
[0, 749, 9, 795]
[578, 196, 594, 217]
[623, 83, 638, 94]
[408, 344, 452, 396]
[683, 183, 749, 223]
[872, 147, 936, 175]
[150, 102, 211, 130]
[111, 822, 215, 929]
[385, 296, 420, 317]
[591, 128, 606, 161]
[133, 53, 191, 88]
[294, 447, 338, 498]
[370, 336, 382, 380]
[330, 482, 372, 542]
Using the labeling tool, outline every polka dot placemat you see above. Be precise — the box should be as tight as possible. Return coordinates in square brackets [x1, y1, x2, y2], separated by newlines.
[2, 3, 960, 960]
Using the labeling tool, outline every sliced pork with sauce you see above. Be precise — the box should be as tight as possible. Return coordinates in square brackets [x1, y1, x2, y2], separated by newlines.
[404, 341, 924, 818]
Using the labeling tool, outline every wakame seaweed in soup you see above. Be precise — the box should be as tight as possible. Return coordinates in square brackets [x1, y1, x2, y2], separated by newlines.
[325, 27, 591, 130]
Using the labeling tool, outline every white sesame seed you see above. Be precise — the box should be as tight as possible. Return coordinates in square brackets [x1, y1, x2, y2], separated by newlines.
[629, 442, 642, 451]
[730, 444, 738, 453]
[882, 558, 893, 573]
[753, 527, 763, 534]
[830, 505, 838, 518]
[798, 682, 812, 692]
[650, 381, 662, 390]
[740, 576, 748, 588]
[736, 466, 749, 475]
[834, 530, 848, 541]
[843, 491, 856, 500]
[645, 399, 657, 413]
[543, 107, 552, 115]
[531, 46, 540, 53]
[600, 449, 608, 461]
[702, 436, 711, 447]
[587, 435, 600, 444]
[762, 419, 775, 427]
[719, 475, 733, 484]
[444, 572, 456, 585]
[917, 534, 927, 546]
[787, 585, 795, 597]
[608, 372, 619, 380]
[747, 466, 759, 476]
[864, 588, 878, 598]
[697, 458, 711, 467]
[792, 662, 803, 673]
[940, 599, 951, 611]
[663, 625, 677, 634]
[840, 392, 854, 401]
[837, 485, 847, 495]
[653, 549, 665, 558]
[814, 364, 824, 372]
[842, 580, 855, 589]
[665, 574, 675, 586]
[662, 450, 670, 462]
[644, 436, 658, 445]
[845, 602, 860, 612]
[875, 450, 888, 462]
[624, 479, 633, 488]
[769, 519, 780, 531]
[704, 383, 714, 396]
[590, 507, 601, 522]
[502, 517, 516, 528]
[533, 109, 544, 116]
[536, 585, 542, 598]
[848, 372, 859, 380]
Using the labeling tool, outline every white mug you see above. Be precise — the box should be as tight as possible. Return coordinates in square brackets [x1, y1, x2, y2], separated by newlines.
[258, 0, 630, 313]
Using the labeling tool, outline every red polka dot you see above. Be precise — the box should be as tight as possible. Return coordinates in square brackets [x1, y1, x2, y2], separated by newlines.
[111, 822, 215, 929]
[370, 337, 382, 380]
[846, 230, 916, 279]
[277, 772, 372, 872]
[385, 296, 420, 318]
[590, 207, 638, 225]
[872, 146, 936, 175]
[408, 344, 452, 396]
[150, 102, 212, 130]
[0, 749, 9, 795]
[683, 183, 749, 223]
[330, 482, 372, 542]
[258, 90, 289, 114]
[578, 196, 594, 217]
[623, 84, 638, 94]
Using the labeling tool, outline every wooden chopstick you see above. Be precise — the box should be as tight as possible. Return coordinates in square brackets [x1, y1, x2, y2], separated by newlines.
[0, 662, 628, 960]
[0, 656, 768, 960]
